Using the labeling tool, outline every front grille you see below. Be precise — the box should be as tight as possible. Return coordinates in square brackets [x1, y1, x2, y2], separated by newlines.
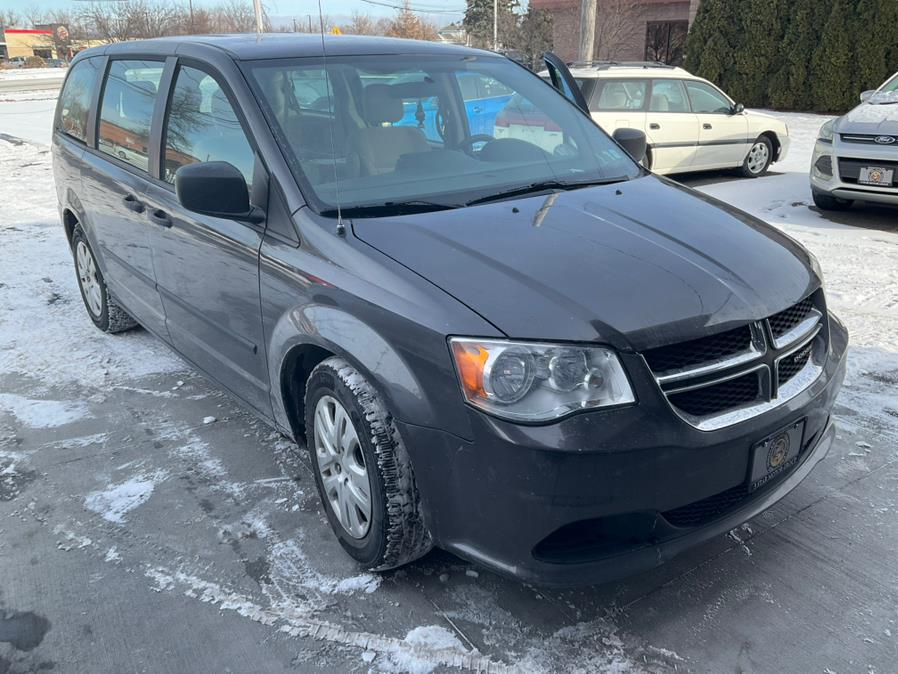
[667, 371, 760, 417]
[840, 133, 897, 145]
[642, 325, 752, 375]
[768, 296, 815, 340]
[837, 158, 898, 186]
[642, 293, 825, 429]
[778, 342, 812, 387]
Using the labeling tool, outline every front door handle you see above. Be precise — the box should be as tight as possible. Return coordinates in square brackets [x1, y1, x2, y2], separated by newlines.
[122, 193, 144, 213]
[472, 105, 483, 113]
[148, 208, 172, 228]
[649, 123, 661, 130]
[703, 123, 713, 130]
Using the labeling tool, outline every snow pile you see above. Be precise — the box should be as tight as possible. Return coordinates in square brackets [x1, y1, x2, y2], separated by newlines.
[375, 625, 468, 674]
[0, 392, 91, 428]
[84, 472, 167, 523]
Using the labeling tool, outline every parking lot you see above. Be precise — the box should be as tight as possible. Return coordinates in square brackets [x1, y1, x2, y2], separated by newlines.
[1, 86, 897, 673]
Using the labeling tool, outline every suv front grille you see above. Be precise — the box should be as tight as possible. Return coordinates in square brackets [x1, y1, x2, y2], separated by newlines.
[642, 325, 752, 374]
[840, 133, 898, 145]
[642, 292, 827, 430]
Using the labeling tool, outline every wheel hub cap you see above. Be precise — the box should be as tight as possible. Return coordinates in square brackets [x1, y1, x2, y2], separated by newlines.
[75, 241, 103, 317]
[747, 141, 769, 174]
[313, 395, 371, 539]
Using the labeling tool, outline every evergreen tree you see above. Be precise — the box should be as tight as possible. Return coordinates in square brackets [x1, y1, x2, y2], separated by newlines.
[810, 0, 856, 111]
[684, 0, 739, 90]
[516, 8, 553, 70]
[731, 0, 786, 107]
[854, 0, 898, 94]
[767, 0, 818, 110]
[464, 0, 519, 49]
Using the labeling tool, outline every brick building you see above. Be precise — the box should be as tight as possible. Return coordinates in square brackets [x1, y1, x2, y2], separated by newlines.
[530, 0, 702, 65]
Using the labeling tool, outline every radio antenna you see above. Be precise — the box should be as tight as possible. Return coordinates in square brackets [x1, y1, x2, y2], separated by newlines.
[318, 0, 345, 236]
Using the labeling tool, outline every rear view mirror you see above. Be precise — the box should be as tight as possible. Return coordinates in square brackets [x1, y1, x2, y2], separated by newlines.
[860, 90, 876, 102]
[613, 128, 647, 163]
[175, 161, 264, 223]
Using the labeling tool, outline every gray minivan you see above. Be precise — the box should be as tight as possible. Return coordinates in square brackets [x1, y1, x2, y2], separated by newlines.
[52, 34, 847, 586]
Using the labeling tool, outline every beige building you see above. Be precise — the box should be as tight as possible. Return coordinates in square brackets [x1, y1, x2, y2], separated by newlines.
[530, 0, 702, 65]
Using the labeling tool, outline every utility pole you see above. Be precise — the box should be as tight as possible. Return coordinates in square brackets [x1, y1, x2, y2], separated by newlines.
[253, 0, 263, 34]
[493, 0, 498, 50]
[578, 0, 597, 62]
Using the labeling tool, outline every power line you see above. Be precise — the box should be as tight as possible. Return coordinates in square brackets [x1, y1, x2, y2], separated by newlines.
[357, 0, 466, 15]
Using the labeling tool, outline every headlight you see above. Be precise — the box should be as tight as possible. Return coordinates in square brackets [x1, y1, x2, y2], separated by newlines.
[449, 338, 634, 422]
[818, 119, 835, 143]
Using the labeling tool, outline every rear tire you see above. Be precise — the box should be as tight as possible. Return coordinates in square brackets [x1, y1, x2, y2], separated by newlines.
[304, 357, 432, 570]
[740, 136, 773, 177]
[71, 226, 137, 333]
[812, 190, 853, 211]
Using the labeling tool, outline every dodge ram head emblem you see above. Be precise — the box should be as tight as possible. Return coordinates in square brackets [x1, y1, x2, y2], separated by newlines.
[874, 135, 896, 144]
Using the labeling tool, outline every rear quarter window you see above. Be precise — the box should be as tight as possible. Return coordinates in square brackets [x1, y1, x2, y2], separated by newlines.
[57, 58, 101, 143]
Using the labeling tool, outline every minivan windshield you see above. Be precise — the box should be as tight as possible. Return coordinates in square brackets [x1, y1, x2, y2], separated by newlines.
[245, 54, 641, 216]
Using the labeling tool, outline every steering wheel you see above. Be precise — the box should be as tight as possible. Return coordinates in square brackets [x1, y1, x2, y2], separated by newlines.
[457, 134, 495, 155]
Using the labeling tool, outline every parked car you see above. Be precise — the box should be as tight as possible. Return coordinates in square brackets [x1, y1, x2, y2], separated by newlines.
[810, 71, 898, 210]
[52, 36, 846, 586]
[542, 61, 790, 177]
[5, 56, 27, 68]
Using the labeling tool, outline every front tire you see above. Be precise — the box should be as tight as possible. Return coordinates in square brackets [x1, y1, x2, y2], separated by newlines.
[71, 227, 137, 333]
[304, 357, 432, 570]
[740, 136, 773, 177]
[812, 190, 853, 211]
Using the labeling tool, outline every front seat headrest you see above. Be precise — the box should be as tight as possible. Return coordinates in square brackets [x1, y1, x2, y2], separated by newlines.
[363, 84, 403, 124]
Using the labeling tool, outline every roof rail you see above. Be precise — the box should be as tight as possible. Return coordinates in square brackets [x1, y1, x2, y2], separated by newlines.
[567, 60, 678, 70]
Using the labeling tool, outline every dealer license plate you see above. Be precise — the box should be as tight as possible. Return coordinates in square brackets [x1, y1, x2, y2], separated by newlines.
[858, 166, 893, 186]
[748, 420, 805, 492]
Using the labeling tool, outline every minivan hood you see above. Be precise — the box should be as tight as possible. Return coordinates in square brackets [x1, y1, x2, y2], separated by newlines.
[836, 100, 898, 135]
[352, 176, 818, 350]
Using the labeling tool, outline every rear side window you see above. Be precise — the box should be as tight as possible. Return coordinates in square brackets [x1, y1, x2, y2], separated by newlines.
[163, 66, 255, 185]
[649, 79, 689, 113]
[57, 58, 101, 143]
[592, 80, 647, 111]
[98, 60, 164, 173]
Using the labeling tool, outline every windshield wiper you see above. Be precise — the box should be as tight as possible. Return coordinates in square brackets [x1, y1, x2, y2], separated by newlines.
[321, 200, 462, 218]
[466, 176, 631, 207]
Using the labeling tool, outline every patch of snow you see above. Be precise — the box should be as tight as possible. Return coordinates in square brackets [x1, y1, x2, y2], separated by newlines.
[202, 416, 217, 424]
[84, 472, 166, 523]
[104, 546, 121, 563]
[378, 626, 468, 674]
[0, 392, 91, 428]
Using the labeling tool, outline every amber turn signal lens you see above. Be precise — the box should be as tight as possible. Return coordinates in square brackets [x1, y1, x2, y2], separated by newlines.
[451, 341, 488, 397]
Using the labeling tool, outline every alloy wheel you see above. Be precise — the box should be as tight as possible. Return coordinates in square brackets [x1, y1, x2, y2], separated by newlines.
[76, 240, 103, 317]
[313, 395, 372, 539]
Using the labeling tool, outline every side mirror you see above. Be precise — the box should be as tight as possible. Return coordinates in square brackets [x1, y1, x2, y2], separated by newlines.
[860, 90, 876, 102]
[732, 102, 745, 114]
[175, 161, 264, 223]
[613, 128, 647, 163]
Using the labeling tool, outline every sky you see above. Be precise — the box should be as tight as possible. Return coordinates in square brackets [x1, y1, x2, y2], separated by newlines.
[0, 0, 475, 23]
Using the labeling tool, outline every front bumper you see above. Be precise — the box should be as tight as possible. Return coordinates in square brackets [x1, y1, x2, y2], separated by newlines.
[810, 139, 898, 206]
[401, 315, 848, 586]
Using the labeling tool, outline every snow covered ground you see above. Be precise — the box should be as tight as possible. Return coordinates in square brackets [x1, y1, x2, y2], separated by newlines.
[1, 99, 897, 673]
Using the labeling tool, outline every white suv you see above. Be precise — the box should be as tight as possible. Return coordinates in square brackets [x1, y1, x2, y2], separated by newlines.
[810, 71, 898, 210]
[545, 62, 790, 177]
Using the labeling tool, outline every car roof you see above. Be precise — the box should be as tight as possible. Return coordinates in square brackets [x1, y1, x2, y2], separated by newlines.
[78, 33, 493, 62]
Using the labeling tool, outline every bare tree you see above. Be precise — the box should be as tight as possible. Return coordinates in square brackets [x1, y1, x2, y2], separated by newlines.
[593, 0, 642, 61]
[0, 9, 22, 29]
[343, 12, 381, 36]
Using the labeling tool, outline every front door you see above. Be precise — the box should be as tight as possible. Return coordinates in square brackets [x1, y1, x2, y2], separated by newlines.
[645, 79, 698, 174]
[143, 63, 271, 415]
[684, 80, 750, 170]
[80, 58, 167, 337]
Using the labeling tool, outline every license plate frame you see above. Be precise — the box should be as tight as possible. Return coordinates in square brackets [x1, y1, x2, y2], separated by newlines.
[748, 420, 805, 492]
[858, 166, 894, 186]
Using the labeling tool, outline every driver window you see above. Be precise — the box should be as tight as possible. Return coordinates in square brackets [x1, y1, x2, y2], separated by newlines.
[685, 81, 732, 114]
